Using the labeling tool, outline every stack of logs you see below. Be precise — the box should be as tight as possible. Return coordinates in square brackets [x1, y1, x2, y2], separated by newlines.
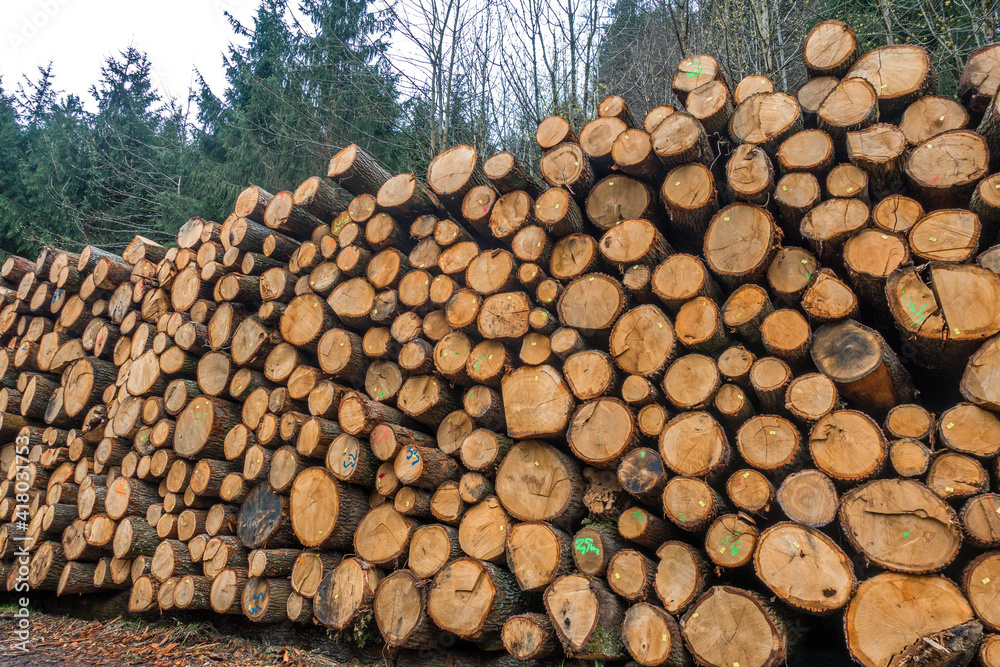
[7, 19, 1000, 667]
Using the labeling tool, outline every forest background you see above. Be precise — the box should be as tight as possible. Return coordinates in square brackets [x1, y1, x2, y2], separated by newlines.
[0, 0, 995, 256]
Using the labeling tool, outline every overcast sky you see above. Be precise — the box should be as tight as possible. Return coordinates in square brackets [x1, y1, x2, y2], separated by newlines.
[2, 0, 261, 109]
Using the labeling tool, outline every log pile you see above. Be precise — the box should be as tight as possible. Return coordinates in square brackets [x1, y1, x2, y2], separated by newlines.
[7, 20, 1000, 667]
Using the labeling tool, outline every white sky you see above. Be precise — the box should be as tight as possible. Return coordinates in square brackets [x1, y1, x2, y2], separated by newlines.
[2, 0, 261, 110]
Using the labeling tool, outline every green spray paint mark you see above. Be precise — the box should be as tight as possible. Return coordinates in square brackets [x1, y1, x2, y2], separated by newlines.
[899, 288, 930, 325]
[471, 354, 488, 372]
[574, 537, 600, 555]
[720, 533, 743, 556]
[686, 58, 704, 79]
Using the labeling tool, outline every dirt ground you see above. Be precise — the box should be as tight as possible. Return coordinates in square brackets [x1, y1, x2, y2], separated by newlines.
[0, 606, 386, 667]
